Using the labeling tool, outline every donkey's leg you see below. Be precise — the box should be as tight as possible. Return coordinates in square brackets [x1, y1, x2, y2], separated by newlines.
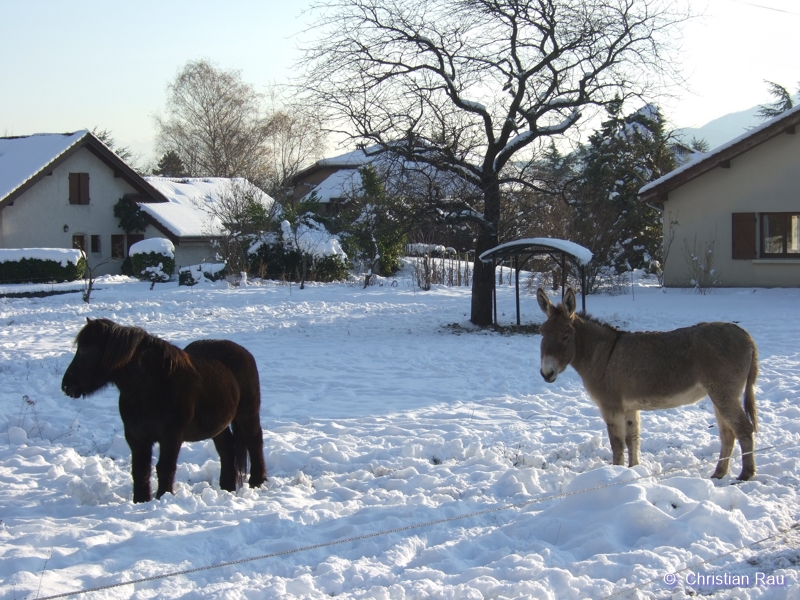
[625, 410, 641, 467]
[213, 427, 237, 492]
[711, 394, 756, 481]
[155, 437, 183, 499]
[731, 412, 756, 481]
[602, 411, 627, 466]
[127, 435, 154, 503]
[711, 407, 735, 479]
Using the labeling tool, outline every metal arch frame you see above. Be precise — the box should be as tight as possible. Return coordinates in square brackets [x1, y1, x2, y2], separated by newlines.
[480, 241, 589, 326]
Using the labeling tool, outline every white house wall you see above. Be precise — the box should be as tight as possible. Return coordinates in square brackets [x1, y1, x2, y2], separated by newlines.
[663, 130, 800, 287]
[1, 148, 137, 275]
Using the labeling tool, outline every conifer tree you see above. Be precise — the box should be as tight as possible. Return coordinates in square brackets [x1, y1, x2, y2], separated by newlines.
[757, 81, 795, 120]
[571, 103, 676, 288]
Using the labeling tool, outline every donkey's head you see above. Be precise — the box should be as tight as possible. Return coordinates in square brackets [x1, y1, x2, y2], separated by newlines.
[536, 287, 577, 383]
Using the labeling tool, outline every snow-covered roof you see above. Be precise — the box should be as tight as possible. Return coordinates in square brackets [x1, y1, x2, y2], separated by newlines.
[298, 145, 464, 204]
[639, 104, 800, 200]
[141, 177, 275, 239]
[480, 237, 593, 265]
[314, 147, 373, 169]
[0, 131, 88, 202]
[304, 169, 363, 203]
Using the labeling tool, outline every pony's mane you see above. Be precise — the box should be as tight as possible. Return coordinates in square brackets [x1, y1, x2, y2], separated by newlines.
[77, 318, 193, 374]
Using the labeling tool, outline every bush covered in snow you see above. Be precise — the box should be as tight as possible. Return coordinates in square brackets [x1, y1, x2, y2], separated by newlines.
[0, 248, 86, 283]
[178, 263, 227, 286]
[129, 239, 175, 285]
[247, 219, 349, 283]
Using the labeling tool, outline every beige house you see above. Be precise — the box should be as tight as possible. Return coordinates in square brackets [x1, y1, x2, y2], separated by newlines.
[640, 105, 800, 287]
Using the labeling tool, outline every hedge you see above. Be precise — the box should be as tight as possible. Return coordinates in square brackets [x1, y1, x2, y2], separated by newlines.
[0, 251, 86, 283]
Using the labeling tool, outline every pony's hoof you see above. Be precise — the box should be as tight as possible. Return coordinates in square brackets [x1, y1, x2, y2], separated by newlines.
[737, 471, 755, 481]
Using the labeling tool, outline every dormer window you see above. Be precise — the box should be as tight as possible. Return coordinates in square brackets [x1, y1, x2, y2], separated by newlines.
[68, 173, 90, 205]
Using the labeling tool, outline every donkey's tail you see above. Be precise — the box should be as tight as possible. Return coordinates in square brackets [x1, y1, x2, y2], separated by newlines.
[745, 346, 759, 433]
[232, 421, 249, 489]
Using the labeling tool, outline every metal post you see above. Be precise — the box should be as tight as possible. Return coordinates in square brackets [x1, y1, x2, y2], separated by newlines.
[580, 265, 587, 313]
[514, 255, 520, 326]
[492, 261, 497, 325]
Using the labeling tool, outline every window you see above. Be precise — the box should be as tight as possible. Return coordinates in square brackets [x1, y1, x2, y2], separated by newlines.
[72, 235, 86, 253]
[760, 213, 800, 257]
[111, 234, 125, 259]
[68, 173, 90, 205]
[90, 235, 101, 254]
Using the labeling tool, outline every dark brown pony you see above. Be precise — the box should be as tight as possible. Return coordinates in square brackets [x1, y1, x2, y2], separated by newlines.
[537, 287, 758, 481]
[62, 318, 267, 502]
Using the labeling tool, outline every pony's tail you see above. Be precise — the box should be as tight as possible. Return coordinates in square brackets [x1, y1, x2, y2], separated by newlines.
[745, 346, 759, 433]
[232, 421, 249, 489]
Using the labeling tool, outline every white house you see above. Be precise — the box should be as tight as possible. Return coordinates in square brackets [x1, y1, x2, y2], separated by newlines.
[0, 131, 165, 275]
[0, 131, 274, 274]
[639, 105, 800, 288]
[140, 177, 275, 267]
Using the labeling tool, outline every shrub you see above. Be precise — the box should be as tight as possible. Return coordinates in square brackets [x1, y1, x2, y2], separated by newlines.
[248, 240, 349, 283]
[0, 249, 86, 283]
[129, 239, 175, 285]
[178, 263, 227, 286]
[309, 254, 350, 282]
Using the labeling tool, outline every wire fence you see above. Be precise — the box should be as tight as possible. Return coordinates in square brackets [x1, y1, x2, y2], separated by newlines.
[33, 439, 800, 600]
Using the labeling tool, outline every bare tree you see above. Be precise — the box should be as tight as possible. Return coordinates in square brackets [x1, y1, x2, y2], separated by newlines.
[155, 60, 273, 185]
[202, 180, 280, 276]
[301, 0, 685, 325]
[262, 99, 328, 201]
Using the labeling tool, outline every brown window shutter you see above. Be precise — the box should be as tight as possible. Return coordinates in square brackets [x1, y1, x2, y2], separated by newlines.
[80, 173, 90, 204]
[69, 173, 79, 204]
[732, 213, 756, 259]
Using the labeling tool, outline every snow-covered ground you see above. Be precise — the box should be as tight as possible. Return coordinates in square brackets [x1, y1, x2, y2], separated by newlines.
[1, 273, 798, 599]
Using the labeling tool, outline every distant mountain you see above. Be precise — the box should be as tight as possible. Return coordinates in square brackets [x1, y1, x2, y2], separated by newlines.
[676, 94, 800, 150]
[675, 106, 761, 150]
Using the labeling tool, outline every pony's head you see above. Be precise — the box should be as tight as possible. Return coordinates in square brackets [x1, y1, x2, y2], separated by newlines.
[61, 318, 146, 398]
[536, 287, 577, 383]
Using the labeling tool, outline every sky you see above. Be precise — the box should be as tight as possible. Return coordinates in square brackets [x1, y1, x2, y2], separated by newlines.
[0, 0, 798, 166]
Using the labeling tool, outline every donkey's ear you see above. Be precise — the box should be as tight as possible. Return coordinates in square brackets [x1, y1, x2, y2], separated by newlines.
[564, 287, 577, 316]
[536, 288, 553, 316]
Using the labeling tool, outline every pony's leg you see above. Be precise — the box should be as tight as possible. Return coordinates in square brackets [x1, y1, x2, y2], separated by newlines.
[126, 435, 153, 503]
[237, 419, 267, 487]
[246, 432, 267, 488]
[155, 438, 182, 499]
[602, 410, 627, 466]
[625, 410, 641, 467]
[711, 407, 735, 479]
[213, 427, 237, 492]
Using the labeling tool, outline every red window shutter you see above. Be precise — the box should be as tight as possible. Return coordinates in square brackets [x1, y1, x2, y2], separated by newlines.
[79, 173, 90, 204]
[69, 173, 79, 204]
[732, 213, 756, 259]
